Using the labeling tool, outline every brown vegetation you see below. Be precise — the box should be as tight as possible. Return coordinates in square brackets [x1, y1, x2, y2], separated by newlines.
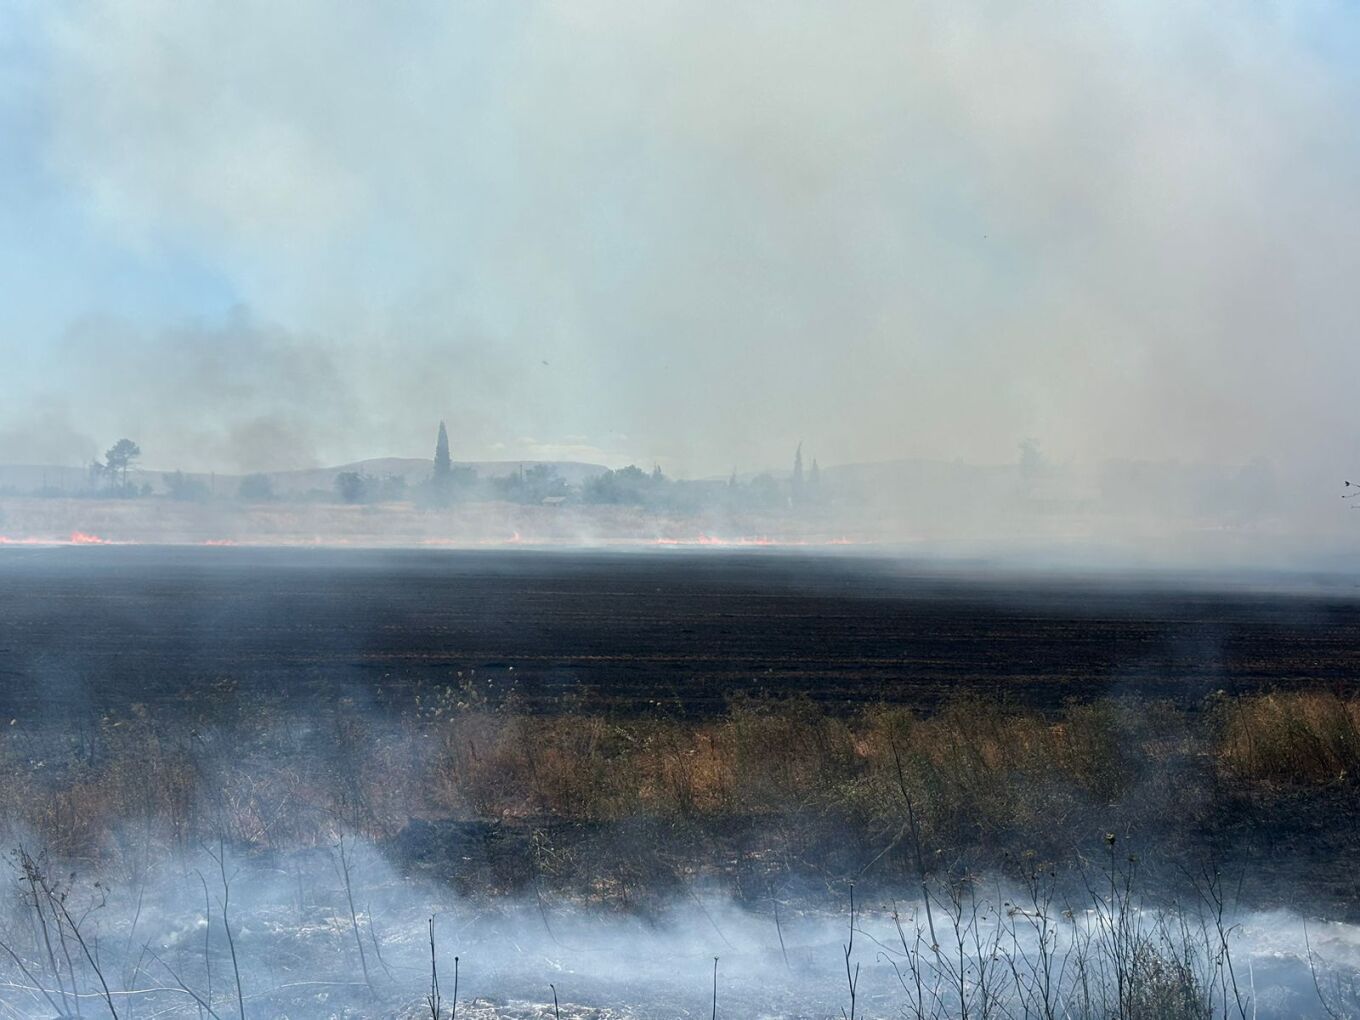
[2, 686, 1357, 912]
[1216, 690, 1360, 785]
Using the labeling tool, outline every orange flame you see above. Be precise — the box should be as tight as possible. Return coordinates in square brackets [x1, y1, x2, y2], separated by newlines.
[654, 534, 790, 547]
[649, 534, 858, 548]
[473, 531, 528, 546]
[69, 531, 111, 545]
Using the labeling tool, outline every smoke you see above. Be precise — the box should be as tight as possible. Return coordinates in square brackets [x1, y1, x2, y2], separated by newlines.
[2, 545, 1359, 1013]
[7, 9, 1360, 1009]
[0, 0, 1354, 484]
[34, 309, 362, 471]
[0, 398, 97, 467]
[0, 835, 1355, 1018]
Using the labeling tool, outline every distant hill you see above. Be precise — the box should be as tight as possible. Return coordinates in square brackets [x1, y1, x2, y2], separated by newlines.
[0, 458, 609, 496]
[0, 464, 90, 493]
[256, 458, 609, 495]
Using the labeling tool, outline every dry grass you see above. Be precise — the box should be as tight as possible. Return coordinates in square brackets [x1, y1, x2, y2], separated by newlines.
[1215, 690, 1360, 785]
[0, 687, 1354, 897]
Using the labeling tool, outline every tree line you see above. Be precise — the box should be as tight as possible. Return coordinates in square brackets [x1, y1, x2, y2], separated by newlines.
[18, 426, 826, 512]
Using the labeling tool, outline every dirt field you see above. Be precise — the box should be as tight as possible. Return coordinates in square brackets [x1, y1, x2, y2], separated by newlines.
[0, 494, 840, 546]
[2, 545, 1359, 719]
[3, 546, 1360, 1017]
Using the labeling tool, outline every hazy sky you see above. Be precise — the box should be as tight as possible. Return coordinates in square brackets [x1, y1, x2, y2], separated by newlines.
[2, 1, 1358, 477]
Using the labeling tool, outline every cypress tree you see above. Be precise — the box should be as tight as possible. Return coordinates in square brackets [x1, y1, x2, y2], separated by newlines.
[434, 421, 452, 483]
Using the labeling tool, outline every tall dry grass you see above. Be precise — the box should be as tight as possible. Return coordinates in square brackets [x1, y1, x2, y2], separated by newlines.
[1215, 690, 1360, 785]
[0, 686, 1353, 895]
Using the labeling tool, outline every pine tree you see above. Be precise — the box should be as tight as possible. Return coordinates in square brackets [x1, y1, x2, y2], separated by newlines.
[791, 442, 805, 504]
[104, 438, 141, 491]
[434, 422, 452, 483]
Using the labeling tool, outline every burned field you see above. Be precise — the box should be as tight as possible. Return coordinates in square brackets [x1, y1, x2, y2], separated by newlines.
[3, 548, 1360, 1017]
[2, 546, 1360, 909]
[3, 545, 1360, 719]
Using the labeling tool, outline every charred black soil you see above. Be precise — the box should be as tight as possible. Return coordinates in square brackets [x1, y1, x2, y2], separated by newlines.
[2, 545, 1359, 719]
[3, 546, 1360, 926]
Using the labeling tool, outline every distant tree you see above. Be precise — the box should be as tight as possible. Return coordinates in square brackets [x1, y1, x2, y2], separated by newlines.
[747, 472, 782, 509]
[809, 457, 821, 489]
[335, 471, 369, 503]
[494, 463, 567, 504]
[335, 471, 405, 503]
[376, 474, 407, 501]
[584, 464, 659, 505]
[419, 464, 477, 507]
[238, 473, 275, 501]
[528, 464, 565, 491]
[434, 421, 452, 483]
[104, 439, 141, 490]
[1019, 438, 1044, 485]
[791, 442, 805, 505]
[163, 470, 209, 501]
[492, 469, 521, 502]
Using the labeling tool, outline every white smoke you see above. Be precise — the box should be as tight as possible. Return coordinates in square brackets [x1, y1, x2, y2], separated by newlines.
[1, 0, 1355, 482]
[0, 837, 1355, 1018]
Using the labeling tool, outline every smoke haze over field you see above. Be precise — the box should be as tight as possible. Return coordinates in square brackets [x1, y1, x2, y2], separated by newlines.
[2, 3, 1359, 513]
[0, 838, 1356, 1019]
[11, 10, 1360, 1012]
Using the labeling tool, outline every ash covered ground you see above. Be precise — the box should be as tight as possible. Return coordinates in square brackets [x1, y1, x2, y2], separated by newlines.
[1, 548, 1359, 1017]
[0, 839, 1357, 1018]
[3, 546, 1360, 717]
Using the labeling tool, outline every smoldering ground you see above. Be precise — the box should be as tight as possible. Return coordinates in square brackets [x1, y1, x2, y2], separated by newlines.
[2, 667, 1360, 1015]
[0, 836, 1358, 1018]
[6, 3, 1360, 1014]
[4, 550, 1360, 1016]
[5, 546, 1360, 722]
